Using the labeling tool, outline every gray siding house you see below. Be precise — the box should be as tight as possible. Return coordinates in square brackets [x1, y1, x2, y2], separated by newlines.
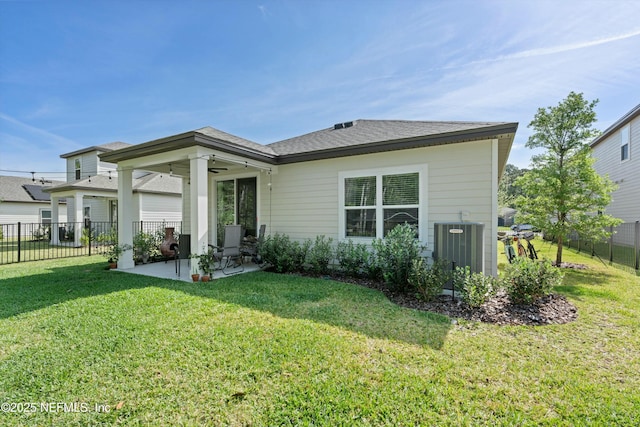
[591, 104, 640, 222]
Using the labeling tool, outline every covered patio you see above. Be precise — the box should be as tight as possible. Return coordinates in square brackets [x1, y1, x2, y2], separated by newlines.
[121, 257, 264, 282]
[99, 127, 277, 271]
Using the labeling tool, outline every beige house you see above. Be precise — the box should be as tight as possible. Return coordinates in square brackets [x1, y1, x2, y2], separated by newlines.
[591, 104, 640, 222]
[100, 120, 517, 275]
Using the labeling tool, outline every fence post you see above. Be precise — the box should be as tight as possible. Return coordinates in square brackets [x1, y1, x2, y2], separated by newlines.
[17, 222, 21, 263]
[88, 220, 92, 256]
[609, 225, 613, 263]
[635, 221, 639, 271]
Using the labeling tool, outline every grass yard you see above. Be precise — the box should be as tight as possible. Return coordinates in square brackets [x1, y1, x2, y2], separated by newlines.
[0, 238, 95, 265]
[1, 244, 639, 425]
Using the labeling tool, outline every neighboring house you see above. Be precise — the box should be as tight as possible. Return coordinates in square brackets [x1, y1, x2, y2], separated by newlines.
[0, 176, 68, 237]
[101, 119, 517, 275]
[591, 104, 640, 222]
[44, 142, 183, 246]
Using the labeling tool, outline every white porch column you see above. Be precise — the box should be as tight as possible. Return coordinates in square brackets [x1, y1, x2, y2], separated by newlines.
[51, 196, 60, 245]
[74, 192, 84, 247]
[190, 155, 209, 255]
[117, 168, 135, 269]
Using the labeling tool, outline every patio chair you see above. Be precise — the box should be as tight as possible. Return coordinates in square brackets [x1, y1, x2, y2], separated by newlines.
[241, 224, 266, 265]
[212, 224, 245, 275]
[170, 242, 180, 276]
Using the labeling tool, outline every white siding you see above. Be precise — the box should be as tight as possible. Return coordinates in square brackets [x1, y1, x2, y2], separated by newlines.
[85, 198, 111, 222]
[0, 202, 68, 237]
[260, 139, 497, 273]
[81, 153, 99, 178]
[66, 152, 100, 181]
[137, 193, 182, 222]
[592, 114, 640, 222]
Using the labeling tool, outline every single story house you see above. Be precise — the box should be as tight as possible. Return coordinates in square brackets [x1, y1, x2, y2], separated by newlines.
[0, 175, 67, 237]
[100, 119, 518, 275]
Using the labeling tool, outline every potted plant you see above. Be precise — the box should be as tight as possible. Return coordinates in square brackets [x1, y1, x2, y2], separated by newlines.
[189, 253, 200, 282]
[198, 247, 216, 282]
[104, 243, 132, 269]
[133, 231, 154, 264]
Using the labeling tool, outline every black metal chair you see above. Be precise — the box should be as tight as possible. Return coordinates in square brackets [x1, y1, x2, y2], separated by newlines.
[169, 242, 180, 276]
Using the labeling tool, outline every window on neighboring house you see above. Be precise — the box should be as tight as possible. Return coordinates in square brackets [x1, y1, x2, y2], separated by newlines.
[75, 159, 81, 180]
[40, 209, 52, 225]
[620, 124, 630, 162]
[340, 168, 424, 240]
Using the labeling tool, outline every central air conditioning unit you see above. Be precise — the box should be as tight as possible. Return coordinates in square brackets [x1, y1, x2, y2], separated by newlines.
[433, 222, 485, 289]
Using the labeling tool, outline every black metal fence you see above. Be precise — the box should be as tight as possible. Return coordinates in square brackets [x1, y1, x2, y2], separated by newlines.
[0, 221, 116, 265]
[0, 220, 183, 266]
[563, 221, 640, 271]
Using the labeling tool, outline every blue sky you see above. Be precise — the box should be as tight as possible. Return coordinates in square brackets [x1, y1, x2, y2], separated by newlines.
[1, 0, 639, 182]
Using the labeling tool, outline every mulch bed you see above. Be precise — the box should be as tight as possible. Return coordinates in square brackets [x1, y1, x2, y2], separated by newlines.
[291, 271, 579, 326]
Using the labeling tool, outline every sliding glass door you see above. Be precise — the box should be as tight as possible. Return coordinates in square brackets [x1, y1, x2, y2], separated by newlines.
[216, 177, 257, 246]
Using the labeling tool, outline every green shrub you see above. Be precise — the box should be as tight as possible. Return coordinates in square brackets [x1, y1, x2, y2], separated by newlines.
[452, 266, 498, 308]
[502, 257, 564, 304]
[408, 258, 450, 301]
[372, 224, 424, 292]
[80, 227, 94, 246]
[336, 239, 369, 277]
[306, 235, 334, 275]
[259, 233, 310, 273]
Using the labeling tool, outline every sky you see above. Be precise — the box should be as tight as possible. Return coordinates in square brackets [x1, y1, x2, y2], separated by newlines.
[1, 0, 639, 182]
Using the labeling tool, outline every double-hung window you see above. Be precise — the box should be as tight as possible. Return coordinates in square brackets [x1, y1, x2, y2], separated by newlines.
[620, 124, 630, 162]
[340, 166, 426, 240]
[40, 209, 52, 225]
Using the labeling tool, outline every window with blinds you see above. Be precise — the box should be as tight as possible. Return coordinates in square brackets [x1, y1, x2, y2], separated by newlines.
[343, 171, 420, 238]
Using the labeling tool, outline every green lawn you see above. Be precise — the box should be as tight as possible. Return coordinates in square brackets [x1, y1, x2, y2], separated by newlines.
[1, 245, 639, 425]
[0, 238, 96, 264]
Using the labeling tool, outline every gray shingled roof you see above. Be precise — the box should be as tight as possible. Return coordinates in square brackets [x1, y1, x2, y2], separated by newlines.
[60, 141, 132, 159]
[267, 119, 510, 155]
[0, 176, 66, 203]
[44, 173, 181, 195]
[100, 119, 517, 168]
[195, 126, 277, 156]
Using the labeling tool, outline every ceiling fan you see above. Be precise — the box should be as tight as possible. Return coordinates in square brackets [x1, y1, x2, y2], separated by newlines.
[208, 167, 228, 174]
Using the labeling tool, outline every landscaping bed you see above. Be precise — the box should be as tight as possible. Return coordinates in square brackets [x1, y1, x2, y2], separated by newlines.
[295, 271, 579, 326]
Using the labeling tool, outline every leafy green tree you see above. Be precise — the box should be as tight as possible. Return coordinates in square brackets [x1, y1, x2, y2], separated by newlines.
[498, 164, 527, 209]
[515, 92, 621, 265]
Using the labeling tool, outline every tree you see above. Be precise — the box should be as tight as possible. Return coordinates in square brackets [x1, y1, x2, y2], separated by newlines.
[498, 164, 527, 209]
[515, 92, 621, 265]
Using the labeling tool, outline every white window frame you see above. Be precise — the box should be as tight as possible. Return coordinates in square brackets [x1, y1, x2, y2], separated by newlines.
[75, 158, 82, 180]
[40, 209, 52, 225]
[338, 164, 428, 244]
[620, 124, 630, 162]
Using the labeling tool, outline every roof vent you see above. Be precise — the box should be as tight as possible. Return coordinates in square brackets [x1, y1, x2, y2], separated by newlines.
[334, 121, 354, 130]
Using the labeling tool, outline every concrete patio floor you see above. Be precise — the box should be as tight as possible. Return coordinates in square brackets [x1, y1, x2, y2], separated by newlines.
[116, 258, 262, 282]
